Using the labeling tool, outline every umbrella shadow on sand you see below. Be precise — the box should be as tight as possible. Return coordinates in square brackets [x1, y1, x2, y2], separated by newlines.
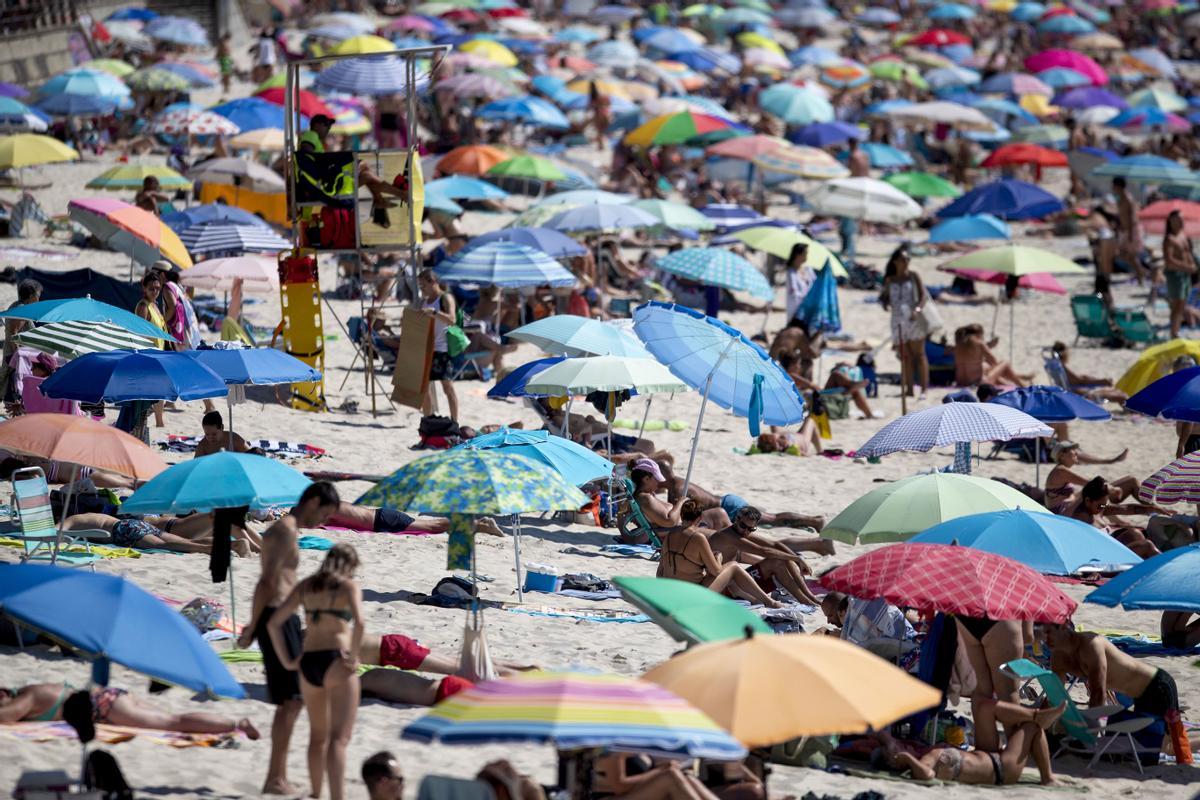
[509, 517, 614, 548]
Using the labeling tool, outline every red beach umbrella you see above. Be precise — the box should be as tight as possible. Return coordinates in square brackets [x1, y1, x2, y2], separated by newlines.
[254, 87, 333, 119]
[980, 143, 1068, 169]
[909, 29, 972, 47]
[1140, 200, 1200, 236]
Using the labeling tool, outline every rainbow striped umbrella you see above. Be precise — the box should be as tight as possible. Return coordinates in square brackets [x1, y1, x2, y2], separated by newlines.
[402, 670, 747, 759]
[753, 145, 849, 180]
[624, 111, 741, 148]
[67, 198, 192, 269]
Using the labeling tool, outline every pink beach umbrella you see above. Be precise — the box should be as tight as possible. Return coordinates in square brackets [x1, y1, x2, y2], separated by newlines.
[1025, 49, 1108, 85]
[943, 268, 1066, 295]
[383, 15, 438, 33]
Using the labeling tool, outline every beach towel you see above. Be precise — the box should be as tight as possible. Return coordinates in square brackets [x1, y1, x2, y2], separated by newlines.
[1108, 634, 1200, 658]
[0, 721, 237, 748]
[507, 607, 650, 624]
[157, 435, 327, 459]
[553, 588, 623, 601]
[299, 534, 334, 551]
[593, 543, 657, 558]
[0, 537, 141, 559]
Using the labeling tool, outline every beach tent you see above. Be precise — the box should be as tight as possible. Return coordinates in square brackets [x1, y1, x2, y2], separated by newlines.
[14, 267, 140, 310]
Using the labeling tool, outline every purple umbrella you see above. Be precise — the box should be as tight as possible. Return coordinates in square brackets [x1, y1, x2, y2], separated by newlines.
[789, 121, 864, 148]
[0, 82, 29, 99]
[1053, 86, 1128, 111]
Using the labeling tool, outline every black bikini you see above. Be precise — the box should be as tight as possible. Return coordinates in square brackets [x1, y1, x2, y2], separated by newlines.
[958, 615, 998, 641]
[299, 607, 354, 687]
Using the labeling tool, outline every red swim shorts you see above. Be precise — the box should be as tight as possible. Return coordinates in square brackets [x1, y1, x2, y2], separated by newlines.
[379, 634, 431, 670]
[436, 675, 474, 702]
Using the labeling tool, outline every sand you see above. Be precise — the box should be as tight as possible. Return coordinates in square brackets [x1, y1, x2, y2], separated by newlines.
[1, 35, 1198, 800]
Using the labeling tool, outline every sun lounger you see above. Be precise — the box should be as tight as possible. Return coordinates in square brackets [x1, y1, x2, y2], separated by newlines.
[10, 467, 108, 569]
[1000, 658, 1156, 774]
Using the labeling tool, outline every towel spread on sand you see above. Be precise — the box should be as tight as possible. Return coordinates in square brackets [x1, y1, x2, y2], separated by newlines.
[0, 537, 141, 559]
[507, 607, 650, 624]
[157, 435, 327, 459]
[0, 721, 237, 748]
[1108, 634, 1200, 657]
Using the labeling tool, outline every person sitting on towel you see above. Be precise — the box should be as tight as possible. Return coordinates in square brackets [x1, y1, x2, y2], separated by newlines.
[193, 411, 265, 458]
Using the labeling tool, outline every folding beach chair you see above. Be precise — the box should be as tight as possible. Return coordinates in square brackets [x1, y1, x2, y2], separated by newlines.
[1071, 294, 1114, 344]
[615, 477, 662, 549]
[1111, 307, 1160, 345]
[11, 467, 102, 569]
[1000, 658, 1156, 774]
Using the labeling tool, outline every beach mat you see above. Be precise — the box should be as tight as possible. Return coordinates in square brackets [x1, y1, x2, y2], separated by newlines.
[507, 606, 649, 624]
[0, 721, 237, 748]
[1108, 634, 1200, 658]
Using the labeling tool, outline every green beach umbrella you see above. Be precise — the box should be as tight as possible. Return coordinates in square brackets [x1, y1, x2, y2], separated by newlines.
[86, 164, 192, 191]
[488, 155, 567, 182]
[823, 473, 1051, 545]
[126, 67, 191, 92]
[682, 3, 725, 15]
[255, 72, 287, 93]
[613, 576, 773, 645]
[83, 59, 135, 78]
[631, 199, 716, 231]
[940, 244, 1086, 276]
[733, 226, 848, 278]
[1011, 124, 1069, 145]
[883, 171, 962, 198]
[869, 60, 929, 89]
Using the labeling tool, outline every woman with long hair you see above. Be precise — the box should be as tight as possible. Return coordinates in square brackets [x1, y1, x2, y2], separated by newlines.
[879, 245, 930, 399]
[268, 544, 363, 800]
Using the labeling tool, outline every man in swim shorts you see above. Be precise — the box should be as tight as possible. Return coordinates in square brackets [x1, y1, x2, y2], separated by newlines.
[326, 501, 503, 536]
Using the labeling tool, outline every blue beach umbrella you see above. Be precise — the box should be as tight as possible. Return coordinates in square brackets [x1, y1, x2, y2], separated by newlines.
[35, 69, 132, 116]
[556, 26, 600, 43]
[856, 7, 901, 24]
[790, 46, 841, 67]
[424, 191, 464, 216]
[0, 563, 244, 697]
[184, 347, 321, 386]
[425, 175, 511, 200]
[929, 2, 976, 19]
[926, 66, 981, 90]
[1036, 15, 1094, 34]
[40, 349, 228, 403]
[928, 214, 1011, 242]
[313, 56, 421, 96]
[0, 297, 172, 341]
[1127, 366, 1200, 422]
[912, 510, 1140, 575]
[454, 427, 613, 486]
[700, 203, 766, 229]
[436, 241, 577, 287]
[121, 452, 312, 514]
[1092, 154, 1195, 185]
[1035, 67, 1091, 89]
[1085, 546, 1200, 611]
[633, 302, 806, 489]
[847, 142, 914, 169]
[588, 40, 639, 65]
[476, 95, 570, 129]
[937, 179, 1065, 220]
[161, 203, 269, 233]
[180, 222, 291, 256]
[667, 48, 741, 75]
[464, 227, 586, 259]
[155, 62, 215, 88]
[1011, 1, 1046, 21]
[1054, 86, 1127, 110]
[655, 248, 773, 301]
[508, 316, 650, 357]
[144, 15, 210, 46]
[795, 260, 841, 333]
[991, 385, 1110, 422]
[108, 7, 159, 21]
[642, 29, 702, 54]
[544, 203, 660, 233]
[790, 121, 863, 147]
[487, 356, 565, 398]
[210, 97, 300, 133]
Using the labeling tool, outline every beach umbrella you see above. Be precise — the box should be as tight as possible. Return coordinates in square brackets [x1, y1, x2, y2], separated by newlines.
[733, 226, 847, 277]
[40, 349, 225, 405]
[806, 177, 923, 223]
[791, 45, 841, 67]
[538, 190, 634, 208]
[1128, 47, 1177, 79]
[1107, 107, 1189, 132]
[254, 87, 332, 119]
[435, 241, 576, 287]
[331, 34, 396, 55]
[508, 317, 651, 359]
[1013, 0, 1048, 19]
[790, 121, 863, 148]
[624, 111, 742, 148]
[229, 127, 285, 152]
[1115, 339, 1200, 397]
[0, 82, 29, 99]
[122, 451, 310, 515]
[884, 171, 962, 198]
[1038, 14, 1095, 33]
[0, 297, 171, 341]
[820, 61, 872, 89]
[929, 214, 1011, 242]
[187, 158, 285, 193]
[631, 199, 717, 232]
[979, 72, 1054, 96]
[454, 427, 612, 486]
[980, 143, 1068, 169]
[795, 259, 841, 334]
[544, 203, 659, 233]
[1010, 123, 1069, 145]
[908, 29, 972, 47]
[1075, 106, 1121, 125]
[820, 543, 1077, 623]
[753, 146, 850, 180]
[1054, 86, 1128, 110]
[642, 29, 702, 54]
[587, 39, 640, 66]
[1138, 453, 1200, 505]
[464, 227, 586, 259]
[161, 204, 268, 234]
[846, 143, 913, 170]
[1127, 86, 1187, 112]
[34, 68, 131, 116]
[1037, 66, 1092, 88]
[179, 222, 290, 256]
[180, 255, 278, 294]
[992, 385, 1109, 422]
[209, 97, 296, 133]
[929, 2, 977, 19]
[487, 155, 566, 182]
[144, 15, 209, 46]
[476, 95, 569, 129]
[940, 244, 1085, 276]
[425, 176, 510, 201]
[912, 509, 1137, 574]
[1141, 200, 1200, 236]
[0, 413, 166, 479]
[870, 60, 929, 90]
[487, 356, 564, 399]
[883, 100, 995, 130]
[438, 144, 508, 176]
[525, 355, 690, 396]
[125, 67, 190, 93]
[459, 38, 518, 67]
[13, 320, 157, 360]
[633, 302, 805, 490]
[644, 633, 942, 746]
[67, 198, 192, 270]
[937, 178, 1065, 220]
[758, 84, 835, 125]
[1025, 49, 1107, 85]
[613, 577, 772, 645]
[312, 55, 417, 96]
[1127, 366, 1200, 423]
[855, 402, 1051, 459]
[1086, 546, 1200, 611]
[0, 99, 48, 133]
[86, 164, 191, 192]
[856, 6, 903, 23]
[403, 670, 746, 760]
[155, 61, 215, 89]
[777, 6, 835, 27]
[926, 66, 982, 90]
[701, 204, 766, 229]
[184, 347, 320, 389]
[654, 248, 773, 301]
[1093, 154, 1195, 185]
[150, 107, 240, 136]
[0, 564, 242, 697]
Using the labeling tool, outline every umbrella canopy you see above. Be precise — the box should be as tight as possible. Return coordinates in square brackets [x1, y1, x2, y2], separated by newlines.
[525, 355, 690, 396]
[820, 543, 1078, 623]
[0, 564, 241, 697]
[209, 97, 296, 133]
[161, 203, 268, 233]
[752, 146, 849, 180]
[911, 509, 1139, 574]
[0, 413, 165, 479]
[980, 143, 1068, 168]
[758, 84, 834, 125]
[464, 227, 586, 259]
[126, 67, 191, 92]
[544, 203, 660, 233]
[402, 670, 746, 759]
[178, 255, 278, 293]
[624, 111, 742, 147]
[612, 577, 772, 645]
[884, 101, 995, 130]
[331, 34, 396, 55]
[356, 449, 589, 514]
[453, 427, 613, 486]
[180, 222, 291, 256]
[0, 297, 171, 341]
[732, 227, 848, 278]
[184, 348, 321, 386]
[824, 472, 1052, 544]
[1085, 546, 1200, 612]
[632, 199, 716, 232]
[937, 179, 1065, 220]
[477, 95, 570, 129]
[435, 241, 576, 287]
[939, 244, 1086, 276]
[654, 247, 772, 301]
[1127, 365, 1200, 422]
[991, 385, 1110, 421]
[40, 349, 228, 404]
[1140, 200, 1200, 236]
[151, 107, 241, 136]
[633, 301, 806, 426]
[1025, 49, 1107, 85]
[487, 155, 566, 182]
[35, 69, 131, 115]
[1053, 86, 1128, 110]
[643, 633, 942, 746]
[313, 55, 416, 96]
[884, 171, 963, 199]
[67, 198, 192, 269]
[848, 142, 915, 169]
[806, 177, 923, 223]
[929, 214, 1011, 242]
[855, 402, 1052, 459]
[1092, 154, 1195, 185]
[426, 176, 510, 201]
[1138, 452, 1200, 505]
[13, 320, 157, 359]
[121, 452, 311, 515]
[86, 164, 191, 191]
[488, 356, 565, 399]
[144, 15, 209, 46]
[438, 145, 509, 176]
[188, 157, 286, 193]
[1115, 339, 1200, 396]
[508, 316, 650, 358]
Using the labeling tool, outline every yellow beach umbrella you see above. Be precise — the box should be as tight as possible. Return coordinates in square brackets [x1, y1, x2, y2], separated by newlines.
[736, 32, 784, 56]
[989, 0, 1017, 11]
[87, 164, 191, 191]
[733, 225, 848, 278]
[459, 39, 518, 67]
[1116, 339, 1200, 397]
[1020, 93, 1059, 118]
[566, 79, 632, 101]
[643, 634, 942, 746]
[230, 127, 285, 151]
[332, 34, 396, 55]
[0, 134, 78, 171]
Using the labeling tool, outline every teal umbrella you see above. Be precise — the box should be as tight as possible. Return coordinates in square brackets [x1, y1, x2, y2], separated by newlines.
[758, 84, 834, 125]
[613, 576, 773, 645]
[453, 427, 613, 486]
[795, 259, 841, 333]
[654, 247, 772, 301]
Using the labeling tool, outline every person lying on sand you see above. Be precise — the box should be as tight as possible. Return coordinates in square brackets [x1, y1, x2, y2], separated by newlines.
[755, 425, 824, 457]
[325, 502, 504, 536]
[707, 506, 822, 605]
[1048, 342, 1128, 403]
[0, 456, 135, 491]
[61, 512, 260, 555]
[894, 700, 1064, 785]
[589, 752, 721, 799]
[0, 683, 259, 739]
[657, 499, 782, 609]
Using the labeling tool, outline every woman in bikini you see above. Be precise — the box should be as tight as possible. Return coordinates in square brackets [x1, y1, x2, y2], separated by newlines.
[657, 499, 782, 609]
[269, 543, 363, 800]
[1043, 440, 1139, 514]
[954, 616, 1026, 754]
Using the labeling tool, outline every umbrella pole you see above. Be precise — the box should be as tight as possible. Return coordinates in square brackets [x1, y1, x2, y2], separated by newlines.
[227, 394, 234, 452]
[228, 552, 237, 632]
[513, 514, 523, 602]
[1034, 437, 1040, 488]
[683, 340, 736, 497]
[899, 342, 908, 416]
[636, 396, 654, 442]
[1009, 302, 1015, 365]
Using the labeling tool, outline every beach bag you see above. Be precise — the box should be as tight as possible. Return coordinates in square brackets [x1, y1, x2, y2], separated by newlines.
[84, 751, 133, 800]
[441, 294, 469, 358]
[458, 616, 497, 683]
[822, 392, 850, 420]
[318, 207, 355, 249]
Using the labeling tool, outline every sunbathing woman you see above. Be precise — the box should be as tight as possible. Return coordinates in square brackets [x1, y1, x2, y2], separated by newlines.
[657, 499, 782, 609]
[894, 700, 1064, 785]
[951, 324, 1034, 388]
[1043, 441, 1140, 514]
[0, 683, 259, 739]
[1048, 343, 1128, 403]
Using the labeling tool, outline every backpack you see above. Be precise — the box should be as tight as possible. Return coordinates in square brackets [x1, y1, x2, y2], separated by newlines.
[84, 751, 133, 800]
[318, 207, 355, 249]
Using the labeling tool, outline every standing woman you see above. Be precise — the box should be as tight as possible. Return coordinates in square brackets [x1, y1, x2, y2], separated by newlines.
[268, 544, 363, 800]
[784, 241, 815, 325]
[417, 269, 459, 423]
[135, 271, 168, 428]
[1162, 210, 1196, 339]
[880, 245, 930, 400]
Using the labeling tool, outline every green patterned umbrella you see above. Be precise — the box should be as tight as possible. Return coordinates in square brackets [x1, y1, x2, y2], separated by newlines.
[654, 247, 773, 300]
[126, 67, 190, 92]
[13, 320, 157, 359]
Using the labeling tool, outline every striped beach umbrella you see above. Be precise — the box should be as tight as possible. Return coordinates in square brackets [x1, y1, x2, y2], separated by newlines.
[855, 403, 1052, 459]
[180, 222, 291, 257]
[753, 146, 850, 180]
[86, 164, 192, 191]
[313, 55, 419, 96]
[654, 247, 772, 301]
[623, 111, 742, 147]
[435, 241, 577, 287]
[403, 670, 746, 760]
[13, 320, 157, 359]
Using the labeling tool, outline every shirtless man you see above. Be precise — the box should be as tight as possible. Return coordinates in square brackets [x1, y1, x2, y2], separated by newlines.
[952, 324, 1033, 388]
[846, 138, 870, 178]
[356, 633, 529, 706]
[60, 512, 257, 555]
[895, 700, 1064, 785]
[193, 410, 261, 458]
[1161, 611, 1200, 650]
[1114, 176, 1147, 285]
[237, 481, 340, 795]
[326, 502, 503, 537]
[707, 507, 821, 605]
